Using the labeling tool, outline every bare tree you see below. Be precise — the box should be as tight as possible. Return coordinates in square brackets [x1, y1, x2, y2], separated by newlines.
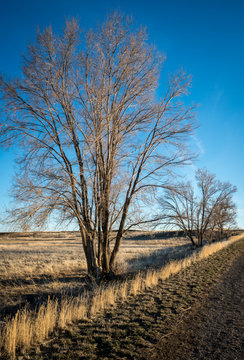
[158, 182, 197, 246]
[195, 169, 237, 245]
[205, 192, 237, 242]
[0, 13, 196, 278]
[157, 168, 237, 246]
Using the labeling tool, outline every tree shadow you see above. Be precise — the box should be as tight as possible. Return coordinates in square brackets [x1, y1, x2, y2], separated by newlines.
[126, 242, 194, 273]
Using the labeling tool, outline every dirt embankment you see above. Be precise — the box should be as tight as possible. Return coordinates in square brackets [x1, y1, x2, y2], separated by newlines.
[147, 241, 244, 360]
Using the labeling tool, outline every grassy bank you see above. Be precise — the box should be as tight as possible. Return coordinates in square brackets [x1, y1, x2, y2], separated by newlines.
[0, 234, 243, 359]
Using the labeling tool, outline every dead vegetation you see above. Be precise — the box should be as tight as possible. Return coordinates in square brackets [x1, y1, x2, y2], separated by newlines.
[0, 232, 243, 359]
[0, 231, 190, 320]
[0, 231, 189, 280]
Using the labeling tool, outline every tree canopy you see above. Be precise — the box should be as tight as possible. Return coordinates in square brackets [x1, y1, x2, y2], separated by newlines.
[0, 12, 196, 277]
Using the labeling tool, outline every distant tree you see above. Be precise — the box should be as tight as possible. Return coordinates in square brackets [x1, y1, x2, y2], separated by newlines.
[158, 168, 237, 246]
[157, 182, 197, 246]
[0, 12, 196, 278]
[207, 196, 237, 242]
[195, 169, 237, 245]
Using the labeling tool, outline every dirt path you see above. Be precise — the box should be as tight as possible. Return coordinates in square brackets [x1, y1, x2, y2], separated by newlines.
[148, 246, 244, 360]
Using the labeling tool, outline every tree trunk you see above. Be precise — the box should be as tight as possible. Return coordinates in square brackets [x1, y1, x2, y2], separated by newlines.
[79, 226, 98, 277]
[101, 241, 110, 274]
[198, 233, 203, 247]
[97, 228, 102, 267]
[185, 230, 196, 247]
[109, 230, 123, 272]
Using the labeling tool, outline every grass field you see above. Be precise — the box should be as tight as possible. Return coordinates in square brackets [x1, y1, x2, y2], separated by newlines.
[0, 231, 243, 359]
[0, 231, 190, 279]
[0, 231, 190, 318]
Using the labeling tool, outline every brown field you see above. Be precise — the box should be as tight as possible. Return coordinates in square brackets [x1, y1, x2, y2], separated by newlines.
[0, 231, 243, 359]
[0, 231, 190, 318]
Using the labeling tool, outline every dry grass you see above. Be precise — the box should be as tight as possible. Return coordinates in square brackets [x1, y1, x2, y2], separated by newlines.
[130, 272, 145, 295]
[0, 294, 88, 359]
[0, 234, 86, 281]
[0, 233, 243, 359]
[1, 298, 58, 359]
[0, 231, 190, 321]
[0, 231, 189, 281]
[58, 295, 88, 328]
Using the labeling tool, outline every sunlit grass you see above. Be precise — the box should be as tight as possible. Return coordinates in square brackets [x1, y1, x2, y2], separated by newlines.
[0, 233, 243, 359]
[0, 232, 189, 280]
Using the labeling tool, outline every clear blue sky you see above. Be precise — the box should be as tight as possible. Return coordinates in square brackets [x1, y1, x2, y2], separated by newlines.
[0, 0, 243, 229]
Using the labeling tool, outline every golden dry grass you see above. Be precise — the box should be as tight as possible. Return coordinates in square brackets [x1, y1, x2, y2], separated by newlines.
[0, 231, 189, 281]
[0, 231, 190, 320]
[1, 297, 58, 359]
[0, 233, 243, 359]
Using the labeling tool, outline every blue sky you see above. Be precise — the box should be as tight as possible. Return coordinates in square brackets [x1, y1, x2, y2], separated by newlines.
[0, 0, 243, 229]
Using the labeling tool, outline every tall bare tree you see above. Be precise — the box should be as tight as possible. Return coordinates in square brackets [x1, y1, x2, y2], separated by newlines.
[0, 13, 196, 277]
[157, 168, 237, 246]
